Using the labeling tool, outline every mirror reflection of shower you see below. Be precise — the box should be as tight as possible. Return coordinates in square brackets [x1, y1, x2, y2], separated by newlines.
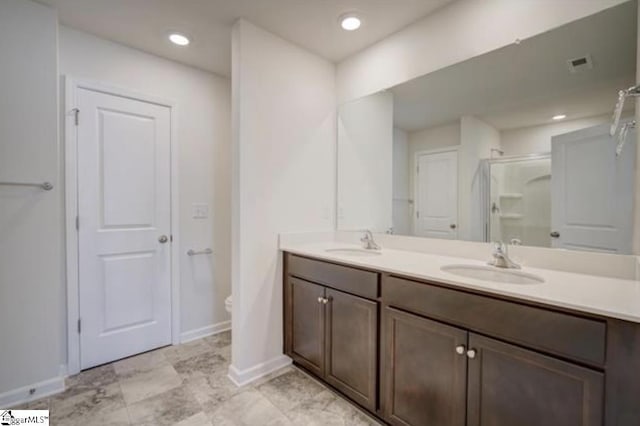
[488, 155, 551, 248]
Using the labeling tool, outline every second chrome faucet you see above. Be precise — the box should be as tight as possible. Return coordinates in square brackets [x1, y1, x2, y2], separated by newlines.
[488, 241, 520, 269]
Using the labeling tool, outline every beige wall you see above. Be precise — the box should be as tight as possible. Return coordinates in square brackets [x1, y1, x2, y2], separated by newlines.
[230, 20, 336, 383]
[0, 0, 62, 399]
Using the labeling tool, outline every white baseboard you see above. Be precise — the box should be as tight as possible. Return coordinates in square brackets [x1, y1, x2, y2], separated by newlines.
[0, 376, 65, 408]
[227, 354, 292, 387]
[180, 320, 231, 344]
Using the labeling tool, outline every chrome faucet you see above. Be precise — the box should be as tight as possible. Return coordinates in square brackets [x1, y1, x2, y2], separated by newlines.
[361, 230, 381, 250]
[488, 241, 520, 269]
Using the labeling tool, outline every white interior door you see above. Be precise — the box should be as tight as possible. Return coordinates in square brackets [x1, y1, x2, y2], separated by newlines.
[415, 150, 458, 239]
[77, 86, 172, 369]
[551, 123, 636, 254]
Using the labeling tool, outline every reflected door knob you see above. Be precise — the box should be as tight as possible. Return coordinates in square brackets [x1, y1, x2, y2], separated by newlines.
[158, 235, 169, 244]
[550, 231, 560, 238]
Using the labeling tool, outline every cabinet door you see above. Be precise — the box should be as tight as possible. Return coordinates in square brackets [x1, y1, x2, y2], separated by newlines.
[325, 288, 378, 411]
[289, 277, 325, 376]
[467, 333, 604, 426]
[382, 307, 467, 426]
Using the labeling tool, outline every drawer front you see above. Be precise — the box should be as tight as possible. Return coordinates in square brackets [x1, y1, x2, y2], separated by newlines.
[383, 275, 606, 366]
[287, 254, 379, 299]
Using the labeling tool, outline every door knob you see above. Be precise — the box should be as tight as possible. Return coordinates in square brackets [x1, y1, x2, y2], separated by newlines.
[455, 345, 466, 355]
[158, 235, 169, 244]
[450, 224, 457, 230]
[467, 349, 477, 359]
[550, 231, 560, 238]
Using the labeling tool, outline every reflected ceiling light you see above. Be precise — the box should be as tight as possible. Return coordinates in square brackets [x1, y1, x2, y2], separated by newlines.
[169, 33, 190, 46]
[340, 14, 361, 31]
[552, 114, 567, 121]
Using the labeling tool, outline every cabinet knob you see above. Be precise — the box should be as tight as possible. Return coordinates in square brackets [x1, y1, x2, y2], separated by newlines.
[317, 297, 324, 304]
[455, 345, 466, 355]
[322, 297, 329, 304]
[466, 349, 477, 359]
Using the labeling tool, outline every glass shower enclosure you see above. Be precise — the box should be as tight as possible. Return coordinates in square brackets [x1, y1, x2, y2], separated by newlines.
[483, 154, 552, 248]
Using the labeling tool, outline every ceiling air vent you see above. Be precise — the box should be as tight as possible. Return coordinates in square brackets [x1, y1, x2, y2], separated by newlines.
[566, 55, 593, 74]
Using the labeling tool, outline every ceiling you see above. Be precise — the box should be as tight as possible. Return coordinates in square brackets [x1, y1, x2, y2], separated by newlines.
[391, 0, 637, 132]
[39, 0, 454, 77]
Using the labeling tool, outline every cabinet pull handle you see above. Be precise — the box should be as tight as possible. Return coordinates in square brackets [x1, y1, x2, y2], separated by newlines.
[466, 349, 477, 359]
[455, 345, 466, 355]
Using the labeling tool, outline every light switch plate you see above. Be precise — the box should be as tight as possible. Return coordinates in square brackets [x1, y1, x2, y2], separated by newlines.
[192, 203, 209, 219]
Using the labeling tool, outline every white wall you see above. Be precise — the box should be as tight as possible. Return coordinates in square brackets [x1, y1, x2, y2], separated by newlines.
[338, 91, 393, 232]
[501, 114, 611, 156]
[230, 20, 336, 383]
[460, 116, 501, 241]
[336, 0, 627, 103]
[59, 28, 232, 340]
[392, 128, 411, 235]
[0, 0, 63, 399]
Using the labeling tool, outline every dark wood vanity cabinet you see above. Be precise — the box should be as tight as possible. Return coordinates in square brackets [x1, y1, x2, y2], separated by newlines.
[283, 253, 640, 426]
[466, 334, 603, 426]
[284, 254, 379, 411]
[382, 307, 467, 426]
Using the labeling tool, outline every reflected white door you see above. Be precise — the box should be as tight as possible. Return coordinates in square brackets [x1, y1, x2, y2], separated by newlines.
[415, 150, 458, 239]
[77, 86, 172, 369]
[551, 124, 635, 254]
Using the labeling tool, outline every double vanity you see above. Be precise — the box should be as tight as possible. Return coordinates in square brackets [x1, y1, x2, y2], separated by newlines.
[281, 235, 640, 426]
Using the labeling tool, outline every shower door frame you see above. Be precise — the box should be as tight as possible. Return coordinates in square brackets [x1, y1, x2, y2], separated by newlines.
[481, 152, 551, 244]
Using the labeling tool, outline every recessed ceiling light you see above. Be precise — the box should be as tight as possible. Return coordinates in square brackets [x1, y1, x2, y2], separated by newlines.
[169, 33, 190, 46]
[340, 14, 361, 31]
[552, 114, 567, 121]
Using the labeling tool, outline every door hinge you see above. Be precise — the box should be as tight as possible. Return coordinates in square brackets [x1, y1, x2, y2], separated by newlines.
[72, 108, 79, 126]
[77, 318, 81, 334]
[75, 215, 79, 230]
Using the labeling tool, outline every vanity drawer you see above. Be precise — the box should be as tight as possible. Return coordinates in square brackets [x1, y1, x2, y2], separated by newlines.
[287, 254, 379, 299]
[383, 275, 606, 366]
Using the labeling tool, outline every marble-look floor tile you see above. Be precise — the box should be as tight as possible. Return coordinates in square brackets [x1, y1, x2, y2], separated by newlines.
[174, 411, 212, 426]
[54, 407, 131, 426]
[285, 390, 382, 426]
[50, 382, 126, 425]
[14, 397, 50, 410]
[127, 386, 201, 426]
[206, 388, 293, 426]
[173, 351, 227, 382]
[255, 368, 326, 413]
[64, 364, 119, 397]
[119, 364, 182, 405]
[184, 369, 243, 410]
[163, 339, 215, 365]
[203, 330, 231, 350]
[114, 349, 170, 378]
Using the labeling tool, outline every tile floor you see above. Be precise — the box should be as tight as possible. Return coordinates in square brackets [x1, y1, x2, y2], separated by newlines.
[15, 331, 382, 425]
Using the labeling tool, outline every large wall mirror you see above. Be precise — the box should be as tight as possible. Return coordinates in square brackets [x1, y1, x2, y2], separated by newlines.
[337, 0, 638, 254]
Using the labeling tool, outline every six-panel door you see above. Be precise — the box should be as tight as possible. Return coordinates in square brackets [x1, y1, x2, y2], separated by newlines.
[325, 288, 378, 411]
[382, 307, 468, 426]
[289, 277, 326, 376]
[466, 333, 604, 426]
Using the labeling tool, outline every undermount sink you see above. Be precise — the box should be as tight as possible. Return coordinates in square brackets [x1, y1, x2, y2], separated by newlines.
[325, 248, 382, 257]
[441, 264, 544, 285]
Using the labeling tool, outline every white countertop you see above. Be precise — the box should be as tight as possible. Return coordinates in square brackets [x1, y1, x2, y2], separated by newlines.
[280, 241, 640, 323]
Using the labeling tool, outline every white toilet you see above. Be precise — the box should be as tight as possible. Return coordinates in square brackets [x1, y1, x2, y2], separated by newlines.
[225, 295, 232, 315]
